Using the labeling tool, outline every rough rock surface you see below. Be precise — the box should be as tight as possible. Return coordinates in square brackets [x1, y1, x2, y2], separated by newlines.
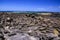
[0, 13, 60, 40]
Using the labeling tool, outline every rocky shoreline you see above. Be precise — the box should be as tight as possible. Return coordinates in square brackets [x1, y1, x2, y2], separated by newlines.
[0, 12, 60, 40]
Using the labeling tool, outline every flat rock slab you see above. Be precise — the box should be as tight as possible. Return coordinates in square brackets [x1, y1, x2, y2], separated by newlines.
[6, 33, 39, 40]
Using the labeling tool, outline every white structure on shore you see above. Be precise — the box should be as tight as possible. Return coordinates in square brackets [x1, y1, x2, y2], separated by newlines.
[37, 13, 52, 15]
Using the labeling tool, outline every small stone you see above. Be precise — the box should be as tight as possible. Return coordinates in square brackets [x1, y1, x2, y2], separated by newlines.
[53, 29, 59, 36]
[7, 17, 10, 20]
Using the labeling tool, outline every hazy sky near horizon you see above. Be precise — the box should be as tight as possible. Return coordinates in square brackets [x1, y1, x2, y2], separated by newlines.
[0, 0, 60, 12]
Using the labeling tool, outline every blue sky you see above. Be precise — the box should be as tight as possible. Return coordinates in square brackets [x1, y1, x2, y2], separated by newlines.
[0, 0, 60, 12]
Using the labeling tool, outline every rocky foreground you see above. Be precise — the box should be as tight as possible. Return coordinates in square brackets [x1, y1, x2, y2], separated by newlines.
[0, 12, 60, 40]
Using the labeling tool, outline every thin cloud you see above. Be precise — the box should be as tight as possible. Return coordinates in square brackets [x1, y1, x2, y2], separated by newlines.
[36, 8, 47, 11]
[59, 6, 60, 8]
